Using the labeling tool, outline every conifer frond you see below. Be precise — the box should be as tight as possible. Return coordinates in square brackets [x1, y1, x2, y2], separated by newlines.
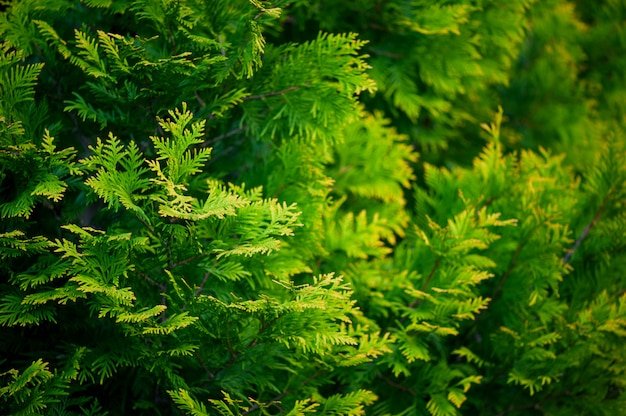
[0, 231, 51, 259]
[333, 111, 416, 201]
[426, 393, 458, 416]
[0, 359, 70, 416]
[284, 399, 320, 415]
[243, 32, 375, 143]
[318, 389, 378, 415]
[399, 3, 473, 36]
[169, 388, 210, 416]
[0, 131, 77, 218]
[82, 133, 151, 215]
[115, 304, 167, 323]
[324, 200, 393, 259]
[452, 347, 491, 368]
[142, 312, 197, 335]
[0, 292, 57, 326]
[0, 54, 43, 113]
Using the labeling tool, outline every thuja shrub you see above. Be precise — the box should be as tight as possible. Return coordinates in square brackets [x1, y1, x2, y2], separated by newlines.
[285, 0, 626, 167]
[1, 1, 625, 416]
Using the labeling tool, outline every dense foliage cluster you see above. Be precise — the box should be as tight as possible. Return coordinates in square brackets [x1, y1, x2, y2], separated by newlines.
[1, 1, 625, 415]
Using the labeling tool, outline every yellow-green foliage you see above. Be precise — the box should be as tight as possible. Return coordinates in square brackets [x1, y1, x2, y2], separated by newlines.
[1, 1, 625, 415]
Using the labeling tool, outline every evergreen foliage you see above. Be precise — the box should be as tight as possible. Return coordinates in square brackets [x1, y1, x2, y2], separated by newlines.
[1, 1, 625, 415]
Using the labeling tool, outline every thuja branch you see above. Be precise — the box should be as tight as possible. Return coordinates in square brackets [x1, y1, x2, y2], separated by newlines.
[241, 370, 325, 415]
[241, 85, 300, 102]
[492, 243, 523, 300]
[395, 258, 442, 329]
[408, 257, 441, 309]
[136, 215, 162, 244]
[194, 271, 210, 296]
[458, 243, 524, 343]
[136, 270, 167, 292]
[376, 373, 417, 396]
[562, 189, 615, 264]
[369, 48, 405, 59]
[194, 90, 205, 109]
[200, 126, 246, 148]
[196, 349, 216, 380]
[419, 257, 441, 293]
[179, 271, 211, 312]
[168, 254, 206, 269]
[494, 390, 572, 416]
[246, 315, 282, 349]
[199, 84, 305, 148]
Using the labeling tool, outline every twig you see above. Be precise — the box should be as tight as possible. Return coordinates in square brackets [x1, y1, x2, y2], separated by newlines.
[136, 215, 159, 241]
[168, 254, 206, 270]
[194, 90, 206, 109]
[200, 126, 246, 148]
[137, 269, 168, 321]
[137, 271, 167, 292]
[225, 320, 238, 360]
[458, 243, 524, 342]
[494, 390, 570, 416]
[241, 370, 325, 415]
[194, 271, 210, 296]
[166, 23, 178, 55]
[369, 48, 404, 59]
[241, 86, 300, 102]
[246, 315, 282, 349]
[376, 373, 417, 396]
[160, 293, 167, 322]
[492, 243, 523, 300]
[196, 349, 216, 380]
[494, 402, 539, 416]
[241, 391, 289, 415]
[408, 257, 441, 309]
[562, 190, 614, 264]
[271, 183, 288, 198]
[420, 257, 441, 293]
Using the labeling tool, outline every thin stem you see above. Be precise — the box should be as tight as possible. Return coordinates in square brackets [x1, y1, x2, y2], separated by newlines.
[459, 243, 524, 343]
[494, 390, 570, 416]
[160, 293, 167, 322]
[376, 373, 417, 396]
[136, 215, 159, 241]
[194, 271, 210, 296]
[419, 257, 441, 293]
[33, 42, 46, 63]
[494, 402, 539, 416]
[196, 349, 216, 380]
[194, 90, 206, 109]
[167, 23, 178, 55]
[369, 48, 404, 59]
[241, 370, 325, 415]
[225, 320, 238, 361]
[241, 85, 300, 102]
[492, 243, 523, 300]
[271, 183, 288, 198]
[137, 267, 168, 322]
[200, 126, 246, 148]
[199, 85, 303, 149]
[137, 271, 167, 292]
[408, 257, 441, 309]
[562, 190, 614, 264]
[246, 315, 281, 349]
[168, 254, 206, 269]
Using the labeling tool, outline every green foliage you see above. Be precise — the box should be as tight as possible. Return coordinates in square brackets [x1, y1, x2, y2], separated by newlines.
[1, 1, 625, 415]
